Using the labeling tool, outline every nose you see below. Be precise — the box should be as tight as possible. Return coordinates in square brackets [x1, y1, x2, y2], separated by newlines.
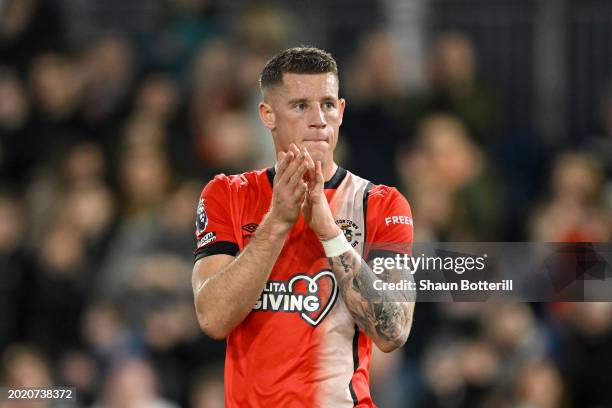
[309, 105, 327, 129]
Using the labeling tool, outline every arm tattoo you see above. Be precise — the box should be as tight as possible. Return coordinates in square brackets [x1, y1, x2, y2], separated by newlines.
[328, 250, 414, 348]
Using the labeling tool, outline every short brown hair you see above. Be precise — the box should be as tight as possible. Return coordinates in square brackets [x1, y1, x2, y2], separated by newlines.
[259, 47, 338, 92]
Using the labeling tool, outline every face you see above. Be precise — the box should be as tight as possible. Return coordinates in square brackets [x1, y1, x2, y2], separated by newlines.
[259, 73, 345, 165]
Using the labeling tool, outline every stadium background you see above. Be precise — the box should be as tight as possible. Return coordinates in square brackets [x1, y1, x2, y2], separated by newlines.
[1, 0, 612, 406]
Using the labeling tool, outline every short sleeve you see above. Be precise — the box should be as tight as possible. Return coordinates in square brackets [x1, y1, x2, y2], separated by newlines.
[194, 175, 239, 261]
[365, 187, 414, 262]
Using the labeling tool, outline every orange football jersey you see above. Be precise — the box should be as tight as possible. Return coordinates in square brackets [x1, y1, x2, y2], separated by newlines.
[194, 166, 413, 407]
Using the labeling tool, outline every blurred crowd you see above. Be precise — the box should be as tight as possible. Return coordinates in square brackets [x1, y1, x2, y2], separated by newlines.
[1, 0, 611, 407]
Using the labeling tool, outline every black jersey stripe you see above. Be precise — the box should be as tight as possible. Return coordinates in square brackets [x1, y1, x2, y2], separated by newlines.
[194, 241, 239, 262]
[266, 167, 275, 187]
[265, 166, 347, 189]
[348, 325, 360, 406]
[362, 182, 373, 258]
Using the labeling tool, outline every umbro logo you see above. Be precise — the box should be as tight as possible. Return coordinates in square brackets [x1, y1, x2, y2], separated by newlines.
[242, 223, 259, 233]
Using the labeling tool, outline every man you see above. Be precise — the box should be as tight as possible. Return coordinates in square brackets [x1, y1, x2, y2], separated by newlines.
[192, 47, 415, 407]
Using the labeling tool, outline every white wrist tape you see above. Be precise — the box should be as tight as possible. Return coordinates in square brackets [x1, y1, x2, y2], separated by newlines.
[321, 232, 352, 257]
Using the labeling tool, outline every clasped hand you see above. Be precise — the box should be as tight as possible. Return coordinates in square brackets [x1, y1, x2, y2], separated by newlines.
[269, 143, 341, 240]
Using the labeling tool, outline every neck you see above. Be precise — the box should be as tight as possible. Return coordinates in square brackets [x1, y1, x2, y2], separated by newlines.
[322, 161, 338, 182]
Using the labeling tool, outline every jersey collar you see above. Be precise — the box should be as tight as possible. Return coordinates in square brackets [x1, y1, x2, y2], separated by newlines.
[266, 165, 347, 189]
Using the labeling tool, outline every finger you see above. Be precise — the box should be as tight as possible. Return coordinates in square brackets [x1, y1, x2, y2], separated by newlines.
[293, 181, 307, 202]
[287, 158, 308, 187]
[276, 150, 297, 181]
[290, 143, 301, 157]
[280, 150, 293, 168]
[302, 147, 316, 181]
[280, 149, 304, 184]
[303, 146, 315, 167]
[289, 180, 307, 204]
[275, 151, 287, 174]
[299, 182, 307, 203]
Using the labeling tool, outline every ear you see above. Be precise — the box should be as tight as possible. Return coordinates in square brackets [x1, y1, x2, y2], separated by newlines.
[338, 98, 346, 126]
[258, 101, 275, 130]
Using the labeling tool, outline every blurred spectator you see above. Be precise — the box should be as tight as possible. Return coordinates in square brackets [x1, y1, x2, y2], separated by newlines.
[93, 358, 179, 408]
[0, 68, 32, 184]
[342, 29, 405, 186]
[0, 190, 31, 351]
[412, 31, 500, 146]
[189, 365, 224, 408]
[24, 142, 115, 262]
[134, 74, 181, 124]
[130, 73, 195, 177]
[57, 350, 98, 406]
[188, 40, 258, 173]
[135, 285, 203, 404]
[146, 0, 221, 78]
[196, 110, 256, 170]
[63, 142, 108, 184]
[558, 303, 612, 408]
[399, 114, 501, 240]
[27, 218, 88, 359]
[422, 340, 466, 407]
[28, 53, 83, 122]
[370, 347, 405, 408]
[420, 303, 549, 408]
[96, 179, 196, 297]
[234, 5, 296, 169]
[0, 189, 24, 260]
[118, 144, 171, 216]
[512, 360, 565, 408]
[0, 68, 29, 130]
[0, 344, 54, 408]
[234, 5, 295, 54]
[459, 340, 500, 404]
[79, 35, 136, 144]
[25, 52, 87, 190]
[189, 39, 240, 114]
[0, 0, 65, 71]
[63, 181, 117, 261]
[96, 175, 224, 403]
[530, 152, 610, 242]
[25, 52, 85, 176]
[587, 80, 612, 218]
[81, 301, 139, 364]
[482, 303, 546, 386]
[62, 0, 165, 47]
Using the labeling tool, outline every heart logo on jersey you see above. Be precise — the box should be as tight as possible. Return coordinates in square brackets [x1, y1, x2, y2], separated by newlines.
[288, 270, 338, 326]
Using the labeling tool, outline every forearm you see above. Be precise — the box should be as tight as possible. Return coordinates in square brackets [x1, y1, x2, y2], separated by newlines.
[328, 248, 414, 352]
[194, 212, 290, 338]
